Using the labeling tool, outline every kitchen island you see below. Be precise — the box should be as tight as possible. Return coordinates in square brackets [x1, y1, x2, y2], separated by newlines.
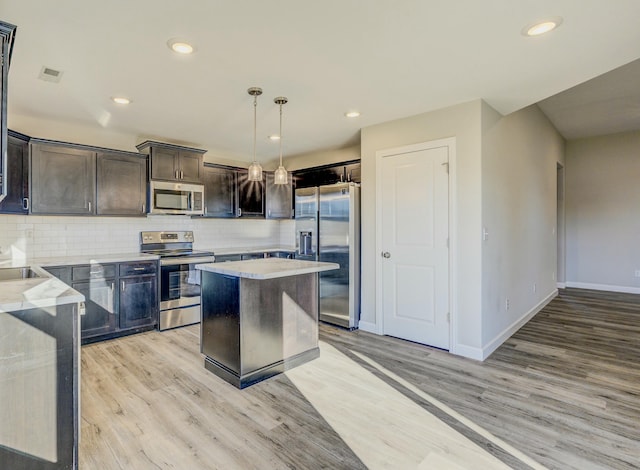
[0, 264, 84, 469]
[196, 258, 339, 388]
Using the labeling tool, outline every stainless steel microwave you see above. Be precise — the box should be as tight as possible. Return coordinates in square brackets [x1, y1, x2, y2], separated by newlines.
[149, 180, 204, 216]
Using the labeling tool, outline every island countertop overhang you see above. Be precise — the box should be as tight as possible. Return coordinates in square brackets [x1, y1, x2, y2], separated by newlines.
[196, 258, 339, 280]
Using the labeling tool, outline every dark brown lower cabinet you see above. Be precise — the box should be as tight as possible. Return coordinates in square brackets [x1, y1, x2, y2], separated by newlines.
[119, 274, 157, 329]
[44, 260, 158, 343]
[0, 303, 79, 469]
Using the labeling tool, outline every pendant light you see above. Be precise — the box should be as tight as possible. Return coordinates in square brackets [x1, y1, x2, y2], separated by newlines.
[273, 96, 288, 185]
[247, 87, 263, 181]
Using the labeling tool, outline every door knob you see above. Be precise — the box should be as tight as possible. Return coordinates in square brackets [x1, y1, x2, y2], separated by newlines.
[382, 251, 391, 258]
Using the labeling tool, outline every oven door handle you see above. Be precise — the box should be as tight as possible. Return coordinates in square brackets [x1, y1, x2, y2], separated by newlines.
[160, 256, 215, 266]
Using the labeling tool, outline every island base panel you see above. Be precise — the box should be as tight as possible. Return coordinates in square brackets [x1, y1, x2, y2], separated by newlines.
[204, 347, 319, 389]
[200, 270, 320, 388]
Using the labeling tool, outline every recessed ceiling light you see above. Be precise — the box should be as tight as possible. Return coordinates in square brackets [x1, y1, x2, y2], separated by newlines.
[112, 96, 131, 105]
[167, 39, 195, 54]
[523, 17, 563, 36]
[269, 134, 281, 141]
[345, 111, 361, 118]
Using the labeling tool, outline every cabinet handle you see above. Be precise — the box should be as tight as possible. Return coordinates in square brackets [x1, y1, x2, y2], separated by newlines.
[22, 198, 29, 210]
[142, 203, 146, 213]
[88, 201, 92, 212]
[237, 208, 242, 217]
[122, 281, 126, 291]
[133, 267, 145, 271]
[180, 170, 184, 179]
[175, 170, 179, 179]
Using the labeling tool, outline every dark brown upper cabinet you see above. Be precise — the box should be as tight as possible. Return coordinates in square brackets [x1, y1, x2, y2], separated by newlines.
[0, 130, 29, 214]
[0, 21, 17, 206]
[202, 164, 237, 218]
[137, 140, 206, 183]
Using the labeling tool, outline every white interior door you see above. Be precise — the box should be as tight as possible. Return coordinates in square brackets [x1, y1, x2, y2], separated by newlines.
[381, 145, 450, 349]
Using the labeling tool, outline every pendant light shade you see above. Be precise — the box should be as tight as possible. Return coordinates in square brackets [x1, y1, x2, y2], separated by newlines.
[247, 87, 263, 181]
[273, 96, 288, 185]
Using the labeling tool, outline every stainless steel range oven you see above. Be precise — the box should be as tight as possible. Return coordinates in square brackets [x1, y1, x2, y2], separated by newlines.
[140, 231, 214, 330]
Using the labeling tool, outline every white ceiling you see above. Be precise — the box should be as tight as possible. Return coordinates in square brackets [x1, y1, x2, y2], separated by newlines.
[2, 0, 640, 163]
[538, 58, 640, 140]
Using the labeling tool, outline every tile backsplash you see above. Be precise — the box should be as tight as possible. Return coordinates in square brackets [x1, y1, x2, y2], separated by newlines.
[0, 214, 296, 261]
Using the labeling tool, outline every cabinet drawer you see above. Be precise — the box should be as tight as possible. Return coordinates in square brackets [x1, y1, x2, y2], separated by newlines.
[72, 264, 116, 281]
[119, 261, 157, 277]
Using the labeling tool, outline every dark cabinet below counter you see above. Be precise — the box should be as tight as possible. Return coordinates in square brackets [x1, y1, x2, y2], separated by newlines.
[44, 260, 158, 344]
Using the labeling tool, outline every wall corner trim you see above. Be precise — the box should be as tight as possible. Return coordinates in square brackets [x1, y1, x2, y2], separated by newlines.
[450, 344, 484, 361]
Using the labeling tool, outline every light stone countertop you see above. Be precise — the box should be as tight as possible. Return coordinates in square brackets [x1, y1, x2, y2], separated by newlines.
[0, 252, 160, 313]
[196, 258, 338, 280]
[205, 246, 297, 256]
[29, 252, 160, 267]
[0, 265, 84, 313]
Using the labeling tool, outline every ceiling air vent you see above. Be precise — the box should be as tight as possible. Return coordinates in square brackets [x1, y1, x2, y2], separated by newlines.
[38, 66, 63, 83]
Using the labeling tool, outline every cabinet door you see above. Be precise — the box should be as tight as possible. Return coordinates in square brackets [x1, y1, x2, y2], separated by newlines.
[119, 275, 158, 329]
[30, 144, 96, 214]
[97, 152, 147, 215]
[0, 26, 15, 206]
[74, 279, 117, 339]
[203, 165, 236, 217]
[178, 151, 202, 183]
[0, 134, 29, 213]
[43, 265, 72, 286]
[266, 171, 293, 219]
[150, 147, 178, 181]
[237, 170, 265, 217]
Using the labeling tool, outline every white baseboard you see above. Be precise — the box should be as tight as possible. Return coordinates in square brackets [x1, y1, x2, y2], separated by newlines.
[556, 282, 566, 289]
[450, 344, 484, 361]
[357, 320, 380, 334]
[479, 289, 558, 361]
[565, 282, 640, 295]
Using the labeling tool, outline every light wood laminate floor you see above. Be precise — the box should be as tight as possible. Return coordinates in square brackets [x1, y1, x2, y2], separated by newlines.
[80, 289, 640, 469]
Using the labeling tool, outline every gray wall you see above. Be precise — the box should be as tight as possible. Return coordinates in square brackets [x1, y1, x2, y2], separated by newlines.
[481, 103, 565, 352]
[361, 100, 484, 354]
[565, 130, 640, 291]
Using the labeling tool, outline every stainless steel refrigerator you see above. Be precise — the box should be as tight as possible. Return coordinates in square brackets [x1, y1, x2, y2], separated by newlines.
[295, 182, 361, 328]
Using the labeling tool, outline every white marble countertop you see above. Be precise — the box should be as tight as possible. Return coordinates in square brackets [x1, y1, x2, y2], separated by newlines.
[29, 252, 160, 267]
[0, 265, 84, 313]
[205, 246, 296, 256]
[0, 252, 159, 313]
[196, 258, 338, 280]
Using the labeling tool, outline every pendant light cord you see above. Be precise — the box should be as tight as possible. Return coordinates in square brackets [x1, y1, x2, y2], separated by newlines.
[253, 94, 258, 164]
[279, 102, 283, 167]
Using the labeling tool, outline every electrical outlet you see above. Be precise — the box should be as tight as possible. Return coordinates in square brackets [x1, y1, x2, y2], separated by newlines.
[635, 270, 640, 278]
[505, 298, 510, 311]
[25, 229, 34, 239]
[533, 283, 537, 293]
